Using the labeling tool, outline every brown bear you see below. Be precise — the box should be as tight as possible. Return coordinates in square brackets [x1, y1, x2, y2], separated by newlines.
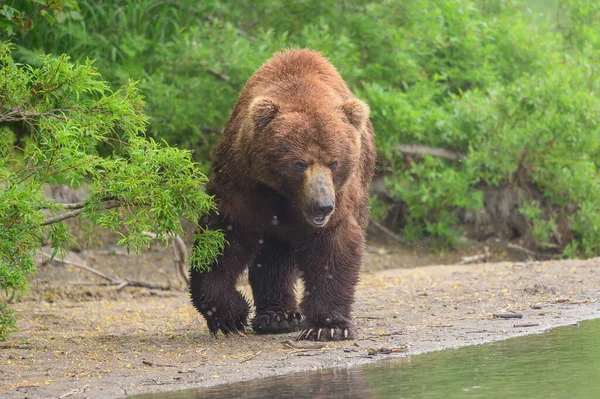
[190, 49, 376, 341]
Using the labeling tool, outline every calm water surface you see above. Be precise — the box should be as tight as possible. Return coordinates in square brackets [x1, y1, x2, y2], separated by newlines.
[132, 318, 600, 399]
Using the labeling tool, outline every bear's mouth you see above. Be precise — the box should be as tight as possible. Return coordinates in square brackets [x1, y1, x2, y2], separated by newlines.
[309, 214, 330, 227]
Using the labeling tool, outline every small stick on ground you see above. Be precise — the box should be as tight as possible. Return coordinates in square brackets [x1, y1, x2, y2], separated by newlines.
[42, 252, 169, 291]
[514, 323, 540, 328]
[367, 345, 410, 355]
[369, 219, 406, 244]
[59, 385, 89, 398]
[507, 243, 555, 259]
[493, 311, 523, 319]
[281, 340, 326, 350]
[142, 360, 177, 368]
[460, 247, 490, 264]
[552, 298, 598, 304]
[239, 351, 262, 364]
[377, 330, 403, 337]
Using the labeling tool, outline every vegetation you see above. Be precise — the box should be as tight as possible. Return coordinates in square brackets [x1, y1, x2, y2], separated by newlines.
[0, 4, 222, 340]
[10, 0, 599, 254]
[1, 0, 600, 338]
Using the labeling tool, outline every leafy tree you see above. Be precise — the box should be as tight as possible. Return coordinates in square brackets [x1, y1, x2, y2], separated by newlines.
[0, 42, 223, 340]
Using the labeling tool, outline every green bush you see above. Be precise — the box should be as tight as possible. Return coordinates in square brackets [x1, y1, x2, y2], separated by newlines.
[8, 0, 600, 255]
[0, 41, 223, 340]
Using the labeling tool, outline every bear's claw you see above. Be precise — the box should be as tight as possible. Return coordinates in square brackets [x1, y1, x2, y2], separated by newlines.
[252, 310, 303, 334]
[297, 326, 354, 341]
[206, 313, 249, 337]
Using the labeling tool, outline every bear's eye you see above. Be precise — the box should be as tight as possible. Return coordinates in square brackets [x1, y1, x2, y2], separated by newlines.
[293, 161, 308, 172]
[328, 161, 338, 171]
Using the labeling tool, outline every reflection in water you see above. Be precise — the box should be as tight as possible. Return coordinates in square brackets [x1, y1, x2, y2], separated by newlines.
[132, 318, 600, 399]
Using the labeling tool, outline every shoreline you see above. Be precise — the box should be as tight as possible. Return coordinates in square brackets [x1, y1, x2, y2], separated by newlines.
[1, 257, 599, 398]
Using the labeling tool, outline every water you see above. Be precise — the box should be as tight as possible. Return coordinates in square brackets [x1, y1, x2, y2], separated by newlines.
[132, 319, 600, 399]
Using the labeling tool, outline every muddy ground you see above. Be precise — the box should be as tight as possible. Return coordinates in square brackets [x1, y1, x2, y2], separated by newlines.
[1, 238, 599, 399]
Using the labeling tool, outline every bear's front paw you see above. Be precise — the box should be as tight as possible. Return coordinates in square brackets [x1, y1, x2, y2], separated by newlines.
[252, 310, 303, 334]
[205, 309, 249, 337]
[199, 296, 250, 337]
[297, 326, 355, 341]
[205, 312, 248, 337]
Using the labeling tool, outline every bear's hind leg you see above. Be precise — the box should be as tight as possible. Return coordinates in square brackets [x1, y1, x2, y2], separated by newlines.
[250, 236, 302, 334]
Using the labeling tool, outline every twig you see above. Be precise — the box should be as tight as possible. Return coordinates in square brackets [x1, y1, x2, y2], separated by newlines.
[376, 330, 403, 337]
[514, 323, 540, 328]
[172, 235, 189, 285]
[42, 252, 170, 291]
[369, 219, 406, 244]
[493, 311, 523, 319]
[552, 298, 598, 305]
[366, 246, 394, 255]
[40, 200, 121, 226]
[48, 255, 111, 281]
[507, 243, 554, 259]
[239, 351, 262, 364]
[460, 246, 490, 264]
[207, 69, 230, 82]
[16, 384, 41, 389]
[397, 143, 465, 161]
[143, 232, 189, 285]
[506, 243, 539, 256]
[460, 254, 486, 264]
[142, 360, 177, 368]
[281, 340, 326, 350]
[367, 345, 410, 355]
[60, 201, 88, 210]
[0, 107, 66, 123]
[59, 385, 89, 399]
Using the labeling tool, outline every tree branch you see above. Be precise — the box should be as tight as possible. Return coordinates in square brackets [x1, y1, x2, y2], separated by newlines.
[60, 201, 88, 210]
[370, 219, 407, 244]
[172, 234, 189, 285]
[40, 200, 121, 226]
[42, 252, 170, 291]
[206, 69, 230, 82]
[0, 107, 66, 123]
[507, 243, 555, 259]
[143, 231, 189, 285]
[397, 143, 465, 161]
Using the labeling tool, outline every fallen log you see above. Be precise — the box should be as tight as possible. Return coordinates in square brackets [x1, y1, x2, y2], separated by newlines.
[397, 143, 465, 161]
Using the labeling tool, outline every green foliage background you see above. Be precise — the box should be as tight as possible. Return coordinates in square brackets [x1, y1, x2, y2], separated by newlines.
[3, 1, 600, 252]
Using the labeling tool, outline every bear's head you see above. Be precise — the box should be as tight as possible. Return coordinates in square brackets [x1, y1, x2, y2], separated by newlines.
[240, 96, 369, 227]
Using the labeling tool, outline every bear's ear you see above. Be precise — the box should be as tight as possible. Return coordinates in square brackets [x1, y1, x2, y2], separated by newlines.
[249, 97, 279, 131]
[341, 99, 370, 129]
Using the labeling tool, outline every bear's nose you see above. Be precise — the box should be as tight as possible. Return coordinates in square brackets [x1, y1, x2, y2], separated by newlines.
[314, 200, 334, 216]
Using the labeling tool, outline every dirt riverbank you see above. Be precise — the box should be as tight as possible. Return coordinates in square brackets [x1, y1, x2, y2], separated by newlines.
[1, 246, 599, 398]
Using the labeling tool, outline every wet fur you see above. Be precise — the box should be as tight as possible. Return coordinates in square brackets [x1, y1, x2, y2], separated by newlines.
[190, 49, 376, 340]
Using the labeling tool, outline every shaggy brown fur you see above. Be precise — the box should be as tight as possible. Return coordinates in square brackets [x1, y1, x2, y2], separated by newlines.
[190, 49, 376, 341]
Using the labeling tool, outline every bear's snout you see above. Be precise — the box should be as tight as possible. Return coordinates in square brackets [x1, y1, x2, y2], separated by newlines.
[313, 200, 334, 216]
[302, 165, 335, 227]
